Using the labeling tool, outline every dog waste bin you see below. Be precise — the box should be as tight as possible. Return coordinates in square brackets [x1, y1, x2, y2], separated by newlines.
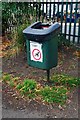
[23, 21, 60, 70]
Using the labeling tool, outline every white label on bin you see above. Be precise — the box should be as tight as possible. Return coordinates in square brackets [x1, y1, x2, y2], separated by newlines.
[30, 41, 43, 62]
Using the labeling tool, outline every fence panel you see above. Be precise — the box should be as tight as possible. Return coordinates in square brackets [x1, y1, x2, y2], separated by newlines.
[2, 2, 80, 45]
[37, 2, 80, 45]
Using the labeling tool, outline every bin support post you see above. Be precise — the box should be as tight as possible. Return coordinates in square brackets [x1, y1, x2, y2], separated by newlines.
[47, 70, 50, 82]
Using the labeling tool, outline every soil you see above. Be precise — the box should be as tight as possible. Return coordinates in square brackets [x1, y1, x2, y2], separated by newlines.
[2, 43, 80, 118]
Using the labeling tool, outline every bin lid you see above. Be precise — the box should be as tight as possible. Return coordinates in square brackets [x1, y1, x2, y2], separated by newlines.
[23, 21, 60, 42]
[23, 21, 60, 35]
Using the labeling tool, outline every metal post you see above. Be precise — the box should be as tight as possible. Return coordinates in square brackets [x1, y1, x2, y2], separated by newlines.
[47, 70, 50, 82]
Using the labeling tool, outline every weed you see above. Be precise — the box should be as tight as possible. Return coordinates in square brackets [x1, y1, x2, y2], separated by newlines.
[23, 79, 37, 91]
[3, 73, 79, 105]
[40, 86, 68, 105]
[3, 74, 16, 87]
[51, 74, 80, 87]
[12, 77, 20, 82]
[16, 84, 23, 90]
[9, 80, 15, 87]
[11, 23, 30, 50]
[3, 74, 11, 82]
[16, 79, 37, 98]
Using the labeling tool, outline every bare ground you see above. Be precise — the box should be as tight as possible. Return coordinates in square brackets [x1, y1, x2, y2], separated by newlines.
[2, 45, 80, 118]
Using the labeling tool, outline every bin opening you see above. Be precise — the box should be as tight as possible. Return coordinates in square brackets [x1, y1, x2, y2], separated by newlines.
[31, 23, 50, 29]
[23, 21, 61, 42]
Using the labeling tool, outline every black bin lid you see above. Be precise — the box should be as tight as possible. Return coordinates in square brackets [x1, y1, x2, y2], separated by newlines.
[23, 21, 60, 42]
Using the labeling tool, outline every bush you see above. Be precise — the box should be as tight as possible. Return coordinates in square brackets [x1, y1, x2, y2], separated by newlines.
[2, 2, 33, 35]
[11, 22, 30, 51]
[58, 34, 71, 47]
[16, 23, 29, 47]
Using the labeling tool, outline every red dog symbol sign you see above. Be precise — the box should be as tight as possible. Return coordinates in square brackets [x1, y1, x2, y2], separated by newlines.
[30, 41, 43, 62]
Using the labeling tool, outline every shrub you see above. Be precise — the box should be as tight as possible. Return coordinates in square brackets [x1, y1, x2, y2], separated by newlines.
[58, 34, 71, 47]
[11, 22, 30, 49]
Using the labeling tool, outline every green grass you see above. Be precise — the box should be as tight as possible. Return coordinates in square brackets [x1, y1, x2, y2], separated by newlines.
[3, 73, 80, 105]
[9, 80, 15, 87]
[3, 74, 11, 82]
[39, 86, 68, 105]
[51, 74, 80, 87]
[16, 79, 37, 98]
[3, 74, 15, 87]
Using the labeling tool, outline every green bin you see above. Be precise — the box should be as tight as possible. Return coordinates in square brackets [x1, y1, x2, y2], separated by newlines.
[23, 22, 60, 70]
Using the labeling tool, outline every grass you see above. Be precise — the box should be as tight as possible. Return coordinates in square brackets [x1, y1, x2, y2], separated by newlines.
[39, 86, 68, 105]
[2, 74, 19, 87]
[16, 79, 37, 98]
[3, 74, 11, 82]
[51, 74, 80, 87]
[2, 73, 80, 106]
[9, 80, 15, 87]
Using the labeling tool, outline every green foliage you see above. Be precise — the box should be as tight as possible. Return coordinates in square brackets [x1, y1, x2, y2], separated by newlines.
[16, 79, 37, 98]
[16, 84, 22, 90]
[51, 74, 80, 87]
[17, 23, 30, 46]
[3, 74, 11, 82]
[3, 74, 15, 87]
[9, 80, 15, 87]
[2, 2, 36, 35]
[3, 73, 79, 105]
[11, 23, 29, 49]
[57, 34, 64, 46]
[2, 2, 37, 51]
[58, 34, 71, 47]
[40, 86, 68, 105]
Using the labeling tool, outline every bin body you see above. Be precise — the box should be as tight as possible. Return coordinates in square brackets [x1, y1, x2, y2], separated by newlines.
[23, 22, 60, 70]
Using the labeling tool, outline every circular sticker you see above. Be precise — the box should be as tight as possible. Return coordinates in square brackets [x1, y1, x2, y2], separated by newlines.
[32, 48, 41, 60]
